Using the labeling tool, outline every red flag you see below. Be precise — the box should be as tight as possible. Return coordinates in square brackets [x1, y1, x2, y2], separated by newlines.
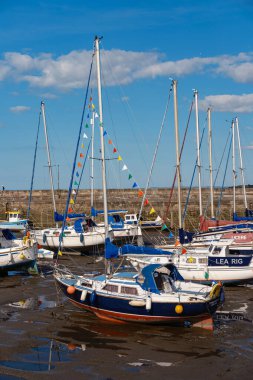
[113, 147, 117, 153]
[78, 162, 82, 168]
[144, 199, 149, 206]
[182, 247, 187, 254]
[175, 240, 181, 247]
[80, 153, 84, 158]
[138, 190, 144, 197]
[108, 139, 112, 144]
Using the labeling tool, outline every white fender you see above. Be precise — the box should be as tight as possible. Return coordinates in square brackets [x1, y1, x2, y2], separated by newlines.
[146, 296, 152, 311]
[80, 289, 88, 301]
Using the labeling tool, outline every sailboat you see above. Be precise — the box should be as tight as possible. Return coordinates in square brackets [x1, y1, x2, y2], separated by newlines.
[54, 37, 224, 329]
[32, 101, 112, 253]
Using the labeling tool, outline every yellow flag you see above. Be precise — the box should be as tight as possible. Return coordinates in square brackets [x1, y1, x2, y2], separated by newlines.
[92, 103, 95, 109]
[70, 199, 75, 205]
[149, 207, 155, 215]
[118, 155, 122, 161]
[58, 250, 63, 256]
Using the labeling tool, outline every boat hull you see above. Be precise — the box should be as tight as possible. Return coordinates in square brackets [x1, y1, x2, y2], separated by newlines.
[0, 243, 37, 273]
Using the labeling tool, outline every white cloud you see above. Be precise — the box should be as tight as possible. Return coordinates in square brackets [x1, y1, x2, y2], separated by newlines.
[1, 49, 253, 91]
[199, 94, 253, 113]
[10, 105, 31, 113]
[243, 145, 253, 150]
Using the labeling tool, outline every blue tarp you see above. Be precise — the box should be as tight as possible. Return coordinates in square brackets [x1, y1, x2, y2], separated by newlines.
[54, 211, 86, 222]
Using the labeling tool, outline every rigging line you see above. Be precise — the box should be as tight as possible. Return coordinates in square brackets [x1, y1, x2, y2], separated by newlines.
[137, 81, 173, 229]
[163, 96, 194, 223]
[182, 127, 206, 226]
[74, 138, 92, 204]
[27, 109, 41, 221]
[203, 126, 232, 218]
[57, 49, 95, 260]
[216, 132, 233, 218]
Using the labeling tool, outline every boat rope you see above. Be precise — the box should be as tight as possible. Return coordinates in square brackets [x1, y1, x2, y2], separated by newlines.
[27, 109, 41, 222]
[137, 81, 173, 231]
[216, 132, 233, 218]
[163, 95, 194, 223]
[56, 47, 95, 261]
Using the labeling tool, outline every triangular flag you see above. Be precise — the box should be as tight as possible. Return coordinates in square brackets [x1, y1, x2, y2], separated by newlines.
[168, 231, 174, 238]
[175, 240, 181, 247]
[83, 133, 88, 139]
[128, 174, 132, 180]
[182, 247, 187, 254]
[77, 162, 82, 168]
[81, 143, 84, 148]
[68, 207, 73, 213]
[161, 224, 168, 231]
[149, 207, 155, 215]
[92, 103, 95, 109]
[58, 250, 62, 256]
[66, 217, 70, 221]
[80, 153, 84, 158]
[70, 199, 75, 205]
[85, 123, 89, 128]
[95, 112, 99, 118]
[108, 139, 112, 145]
[138, 190, 144, 197]
[118, 155, 122, 161]
[87, 113, 89, 118]
[74, 181, 78, 186]
[103, 131, 107, 136]
[72, 190, 76, 194]
[132, 182, 138, 188]
[113, 147, 117, 153]
[122, 164, 128, 171]
[76, 172, 79, 177]
[144, 199, 149, 206]
[89, 96, 92, 102]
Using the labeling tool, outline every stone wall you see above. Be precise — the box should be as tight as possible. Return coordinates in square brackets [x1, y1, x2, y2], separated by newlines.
[0, 187, 252, 229]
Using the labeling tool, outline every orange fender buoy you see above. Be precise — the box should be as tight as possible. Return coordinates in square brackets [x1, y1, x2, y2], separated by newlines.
[67, 286, 76, 295]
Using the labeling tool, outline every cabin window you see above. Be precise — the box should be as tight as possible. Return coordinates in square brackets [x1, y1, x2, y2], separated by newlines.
[126, 216, 130, 221]
[121, 286, 138, 295]
[198, 258, 207, 264]
[104, 284, 118, 293]
[131, 216, 135, 220]
[81, 281, 92, 288]
[63, 231, 71, 235]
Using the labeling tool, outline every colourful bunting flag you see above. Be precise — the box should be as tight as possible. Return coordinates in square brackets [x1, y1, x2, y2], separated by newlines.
[168, 231, 174, 238]
[72, 190, 76, 194]
[74, 181, 78, 186]
[138, 190, 144, 197]
[92, 103, 95, 109]
[68, 207, 73, 213]
[113, 148, 117, 153]
[108, 139, 112, 145]
[95, 113, 99, 118]
[87, 113, 89, 118]
[77, 162, 82, 168]
[66, 217, 70, 221]
[161, 224, 168, 231]
[90, 97, 92, 102]
[80, 153, 84, 158]
[175, 240, 181, 247]
[58, 250, 63, 256]
[132, 182, 138, 188]
[103, 131, 107, 136]
[144, 199, 149, 206]
[118, 155, 122, 161]
[81, 143, 84, 148]
[128, 174, 132, 180]
[122, 164, 128, 171]
[76, 172, 79, 177]
[70, 199, 75, 205]
[83, 133, 88, 139]
[182, 247, 187, 254]
[85, 123, 89, 128]
[149, 207, 155, 215]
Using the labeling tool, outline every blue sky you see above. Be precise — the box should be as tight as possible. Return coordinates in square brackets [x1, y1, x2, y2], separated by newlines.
[1, 0, 253, 191]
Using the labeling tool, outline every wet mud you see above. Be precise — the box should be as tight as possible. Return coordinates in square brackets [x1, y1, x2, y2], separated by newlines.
[0, 255, 253, 380]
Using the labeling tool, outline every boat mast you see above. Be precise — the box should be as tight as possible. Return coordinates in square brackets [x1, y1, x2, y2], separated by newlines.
[235, 117, 248, 211]
[207, 107, 214, 218]
[90, 110, 95, 210]
[95, 37, 109, 236]
[232, 119, 236, 215]
[193, 90, 203, 216]
[41, 101, 57, 225]
[172, 80, 182, 229]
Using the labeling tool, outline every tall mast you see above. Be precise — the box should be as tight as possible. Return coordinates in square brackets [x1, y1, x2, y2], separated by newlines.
[90, 110, 95, 210]
[95, 36, 109, 236]
[232, 119, 236, 215]
[235, 117, 248, 210]
[207, 107, 214, 218]
[41, 101, 57, 222]
[172, 80, 182, 229]
[193, 90, 203, 216]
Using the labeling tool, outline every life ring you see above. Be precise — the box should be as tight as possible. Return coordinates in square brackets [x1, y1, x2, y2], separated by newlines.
[209, 283, 222, 299]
